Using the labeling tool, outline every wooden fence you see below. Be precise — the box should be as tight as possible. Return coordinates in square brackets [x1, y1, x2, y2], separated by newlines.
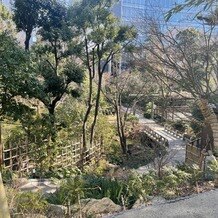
[185, 138, 206, 170]
[1, 138, 102, 175]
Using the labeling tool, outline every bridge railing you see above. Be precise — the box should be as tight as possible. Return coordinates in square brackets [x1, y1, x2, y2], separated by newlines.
[164, 124, 184, 139]
[143, 125, 169, 147]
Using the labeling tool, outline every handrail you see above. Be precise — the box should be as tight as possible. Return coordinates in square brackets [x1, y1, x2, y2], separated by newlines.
[143, 125, 169, 147]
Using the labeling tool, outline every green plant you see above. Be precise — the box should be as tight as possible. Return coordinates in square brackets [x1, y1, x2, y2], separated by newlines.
[126, 172, 148, 206]
[167, 120, 187, 133]
[1, 168, 14, 184]
[84, 159, 109, 176]
[83, 175, 128, 206]
[159, 167, 191, 198]
[144, 112, 151, 119]
[106, 141, 123, 165]
[16, 192, 48, 215]
[46, 176, 84, 205]
[205, 160, 218, 180]
[177, 163, 203, 193]
[39, 167, 82, 179]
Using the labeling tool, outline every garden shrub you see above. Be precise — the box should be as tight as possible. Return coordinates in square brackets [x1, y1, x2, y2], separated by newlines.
[84, 159, 109, 176]
[158, 167, 191, 198]
[39, 167, 82, 179]
[83, 175, 128, 206]
[46, 176, 84, 205]
[167, 120, 187, 133]
[205, 160, 218, 180]
[144, 112, 151, 119]
[15, 192, 48, 215]
[2, 168, 14, 184]
[177, 163, 203, 185]
[127, 172, 151, 205]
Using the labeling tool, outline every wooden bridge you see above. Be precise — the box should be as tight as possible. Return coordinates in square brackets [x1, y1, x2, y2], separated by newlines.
[143, 125, 169, 147]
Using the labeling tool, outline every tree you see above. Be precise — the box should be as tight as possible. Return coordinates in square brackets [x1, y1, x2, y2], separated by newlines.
[71, 0, 136, 150]
[0, 3, 15, 34]
[33, 0, 84, 116]
[138, 16, 218, 154]
[0, 26, 33, 218]
[104, 70, 153, 154]
[13, 0, 42, 50]
[165, 0, 216, 21]
[0, 32, 35, 120]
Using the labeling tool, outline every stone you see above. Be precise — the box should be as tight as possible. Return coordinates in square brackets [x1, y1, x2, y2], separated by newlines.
[71, 197, 122, 217]
[46, 204, 68, 218]
[151, 196, 166, 205]
[132, 199, 145, 209]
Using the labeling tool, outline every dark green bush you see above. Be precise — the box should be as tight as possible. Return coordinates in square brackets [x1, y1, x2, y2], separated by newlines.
[171, 120, 186, 133]
[144, 112, 151, 119]
[83, 175, 128, 206]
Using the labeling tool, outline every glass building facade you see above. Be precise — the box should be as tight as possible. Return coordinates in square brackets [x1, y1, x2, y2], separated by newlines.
[112, 0, 201, 28]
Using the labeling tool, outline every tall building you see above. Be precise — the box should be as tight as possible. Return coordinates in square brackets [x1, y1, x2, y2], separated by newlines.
[112, 0, 200, 30]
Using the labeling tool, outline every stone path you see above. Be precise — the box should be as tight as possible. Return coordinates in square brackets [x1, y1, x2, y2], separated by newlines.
[110, 189, 218, 218]
[19, 179, 58, 194]
[134, 110, 186, 174]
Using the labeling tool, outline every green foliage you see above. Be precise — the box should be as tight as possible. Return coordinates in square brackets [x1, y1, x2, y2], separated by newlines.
[15, 192, 48, 215]
[105, 141, 123, 165]
[48, 173, 139, 208]
[84, 159, 109, 177]
[13, 0, 42, 50]
[1, 168, 14, 184]
[127, 172, 149, 204]
[47, 176, 84, 205]
[171, 120, 187, 133]
[177, 163, 203, 185]
[0, 3, 15, 33]
[208, 160, 218, 174]
[205, 160, 218, 180]
[13, 0, 41, 32]
[165, 0, 215, 21]
[0, 32, 35, 120]
[126, 114, 139, 123]
[83, 175, 128, 206]
[127, 168, 191, 200]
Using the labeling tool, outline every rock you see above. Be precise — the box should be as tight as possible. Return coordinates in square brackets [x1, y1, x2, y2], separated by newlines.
[71, 197, 122, 217]
[46, 204, 68, 218]
[12, 177, 29, 188]
[151, 196, 166, 205]
[132, 199, 145, 209]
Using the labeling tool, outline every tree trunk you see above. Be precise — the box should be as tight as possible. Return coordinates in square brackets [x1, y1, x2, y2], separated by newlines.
[0, 172, 10, 218]
[197, 98, 218, 155]
[115, 102, 127, 154]
[90, 73, 103, 145]
[197, 98, 218, 187]
[25, 31, 32, 51]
